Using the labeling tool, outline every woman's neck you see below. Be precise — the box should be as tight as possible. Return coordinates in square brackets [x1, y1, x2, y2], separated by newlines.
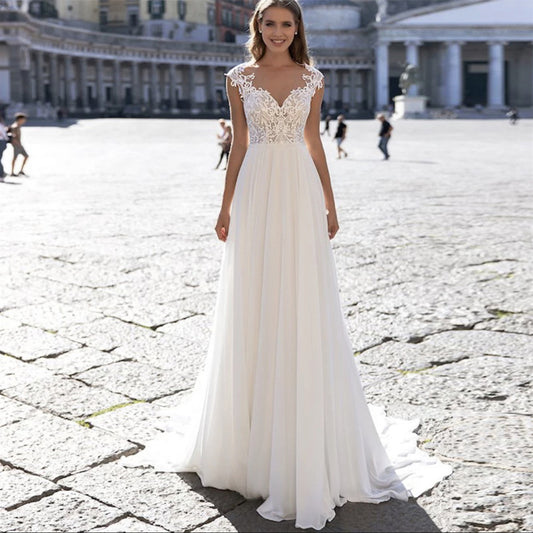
[256, 50, 295, 68]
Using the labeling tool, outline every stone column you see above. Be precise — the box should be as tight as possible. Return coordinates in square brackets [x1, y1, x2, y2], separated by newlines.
[375, 41, 389, 110]
[405, 40, 421, 96]
[49, 53, 59, 106]
[64, 55, 74, 112]
[488, 41, 506, 108]
[445, 41, 463, 108]
[188, 63, 196, 111]
[328, 68, 336, 110]
[79, 56, 89, 110]
[349, 68, 357, 112]
[131, 61, 140, 105]
[96, 58, 105, 112]
[150, 62, 159, 112]
[113, 59, 121, 107]
[169, 63, 177, 112]
[35, 50, 45, 103]
[206, 65, 216, 111]
[366, 69, 374, 111]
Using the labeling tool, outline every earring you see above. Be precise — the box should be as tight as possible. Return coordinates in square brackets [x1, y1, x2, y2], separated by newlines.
[295, 32, 298, 35]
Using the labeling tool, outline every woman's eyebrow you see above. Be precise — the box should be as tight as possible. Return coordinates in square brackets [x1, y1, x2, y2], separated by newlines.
[263, 18, 293, 23]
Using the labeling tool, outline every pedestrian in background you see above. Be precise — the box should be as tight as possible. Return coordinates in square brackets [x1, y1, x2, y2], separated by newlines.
[321, 114, 331, 136]
[214, 119, 232, 170]
[334, 114, 348, 159]
[9, 112, 29, 176]
[377, 113, 393, 160]
[0, 116, 9, 179]
[506, 107, 519, 125]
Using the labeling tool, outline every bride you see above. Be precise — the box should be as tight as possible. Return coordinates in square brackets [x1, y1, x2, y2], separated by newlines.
[120, 0, 452, 529]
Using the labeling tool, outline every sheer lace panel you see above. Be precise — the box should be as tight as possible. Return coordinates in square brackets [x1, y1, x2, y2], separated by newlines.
[225, 63, 324, 144]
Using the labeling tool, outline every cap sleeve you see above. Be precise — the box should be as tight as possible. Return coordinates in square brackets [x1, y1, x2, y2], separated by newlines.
[224, 63, 252, 101]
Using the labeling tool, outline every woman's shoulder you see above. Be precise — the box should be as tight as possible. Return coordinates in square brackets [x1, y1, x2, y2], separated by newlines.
[304, 63, 323, 77]
[303, 63, 324, 89]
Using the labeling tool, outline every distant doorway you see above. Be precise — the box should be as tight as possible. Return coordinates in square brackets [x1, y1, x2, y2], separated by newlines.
[389, 76, 402, 104]
[464, 62, 487, 107]
[463, 61, 509, 107]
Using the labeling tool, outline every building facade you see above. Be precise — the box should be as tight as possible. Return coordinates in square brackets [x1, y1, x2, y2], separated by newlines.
[0, 0, 532, 119]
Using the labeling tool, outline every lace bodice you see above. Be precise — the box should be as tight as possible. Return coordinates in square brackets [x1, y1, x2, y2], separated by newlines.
[225, 62, 324, 145]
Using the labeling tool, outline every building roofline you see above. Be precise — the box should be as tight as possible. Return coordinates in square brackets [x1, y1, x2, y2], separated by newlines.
[382, 0, 490, 25]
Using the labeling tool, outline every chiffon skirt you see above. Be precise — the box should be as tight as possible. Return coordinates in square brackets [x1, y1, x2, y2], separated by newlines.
[120, 142, 452, 530]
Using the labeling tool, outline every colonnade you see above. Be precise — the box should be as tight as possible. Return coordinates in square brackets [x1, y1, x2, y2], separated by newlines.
[20, 51, 372, 115]
[375, 39, 511, 109]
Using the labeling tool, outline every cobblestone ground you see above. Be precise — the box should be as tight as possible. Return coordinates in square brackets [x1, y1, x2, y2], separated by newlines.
[0, 118, 532, 533]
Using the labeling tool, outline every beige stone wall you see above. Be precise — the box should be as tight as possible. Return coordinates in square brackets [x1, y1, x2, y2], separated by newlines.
[138, 0, 210, 24]
[55, 0, 99, 24]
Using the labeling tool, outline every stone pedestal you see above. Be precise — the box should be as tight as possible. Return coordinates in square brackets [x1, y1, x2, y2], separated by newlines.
[393, 94, 428, 118]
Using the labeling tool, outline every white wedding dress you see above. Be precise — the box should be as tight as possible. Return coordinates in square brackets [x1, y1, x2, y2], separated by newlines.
[120, 62, 452, 530]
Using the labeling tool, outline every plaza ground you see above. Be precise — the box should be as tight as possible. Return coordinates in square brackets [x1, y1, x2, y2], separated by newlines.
[0, 119, 532, 532]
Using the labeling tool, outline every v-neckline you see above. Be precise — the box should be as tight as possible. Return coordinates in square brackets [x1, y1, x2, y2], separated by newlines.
[247, 63, 310, 109]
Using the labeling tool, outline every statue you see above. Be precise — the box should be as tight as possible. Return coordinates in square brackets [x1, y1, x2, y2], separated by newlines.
[376, 0, 388, 22]
[399, 64, 420, 95]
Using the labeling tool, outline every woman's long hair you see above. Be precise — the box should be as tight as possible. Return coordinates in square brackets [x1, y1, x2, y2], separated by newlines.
[247, 0, 312, 65]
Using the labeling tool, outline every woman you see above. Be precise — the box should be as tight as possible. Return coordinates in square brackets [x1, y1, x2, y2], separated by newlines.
[121, 1, 451, 529]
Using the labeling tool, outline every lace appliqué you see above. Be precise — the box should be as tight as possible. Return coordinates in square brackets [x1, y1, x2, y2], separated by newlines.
[225, 63, 324, 144]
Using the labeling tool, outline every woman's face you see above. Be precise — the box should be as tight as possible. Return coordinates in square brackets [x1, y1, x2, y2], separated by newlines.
[259, 6, 298, 55]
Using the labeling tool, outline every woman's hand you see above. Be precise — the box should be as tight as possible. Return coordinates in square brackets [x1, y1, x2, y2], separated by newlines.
[215, 210, 230, 242]
[327, 210, 339, 239]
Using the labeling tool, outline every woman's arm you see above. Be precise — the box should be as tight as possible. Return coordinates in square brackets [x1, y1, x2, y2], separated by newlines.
[215, 77, 249, 242]
[304, 85, 339, 239]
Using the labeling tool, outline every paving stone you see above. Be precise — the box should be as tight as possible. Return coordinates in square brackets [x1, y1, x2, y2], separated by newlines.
[77, 361, 185, 401]
[0, 315, 21, 330]
[33, 347, 128, 375]
[114, 334, 204, 382]
[421, 329, 533, 360]
[0, 326, 81, 361]
[60, 462, 243, 531]
[358, 340, 467, 371]
[417, 463, 532, 532]
[88, 401, 168, 444]
[0, 355, 53, 391]
[0, 395, 41, 427]
[58, 317, 154, 351]
[0, 465, 59, 510]
[0, 489, 123, 532]
[90, 517, 169, 532]
[0, 413, 136, 480]
[3, 374, 131, 418]
[367, 364, 531, 415]
[430, 411, 532, 470]
[157, 314, 211, 348]
[3, 302, 103, 331]
[474, 312, 533, 336]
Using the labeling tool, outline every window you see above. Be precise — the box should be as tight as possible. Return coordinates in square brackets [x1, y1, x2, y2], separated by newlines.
[128, 10, 138, 26]
[99, 9, 108, 26]
[148, 0, 165, 19]
[177, 0, 186, 21]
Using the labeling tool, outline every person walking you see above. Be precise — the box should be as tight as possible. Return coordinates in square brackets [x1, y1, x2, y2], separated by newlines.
[321, 114, 331, 136]
[334, 114, 348, 159]
[120, 1, 451, 529]
[377, 113, 393, 160]
[9, 112, 29, 176]
[0, 116, 9, 179]
[215, 120, 232, 170]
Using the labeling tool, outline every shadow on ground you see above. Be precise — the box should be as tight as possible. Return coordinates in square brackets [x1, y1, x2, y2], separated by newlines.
[180, 473, 440, 532]
[25, 119, 79, 128]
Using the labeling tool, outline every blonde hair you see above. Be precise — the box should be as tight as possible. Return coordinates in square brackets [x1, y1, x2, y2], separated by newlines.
[246, 0, 312, 65]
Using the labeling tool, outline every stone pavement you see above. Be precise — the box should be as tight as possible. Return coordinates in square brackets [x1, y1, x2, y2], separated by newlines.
[0, 118, 532, 533]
